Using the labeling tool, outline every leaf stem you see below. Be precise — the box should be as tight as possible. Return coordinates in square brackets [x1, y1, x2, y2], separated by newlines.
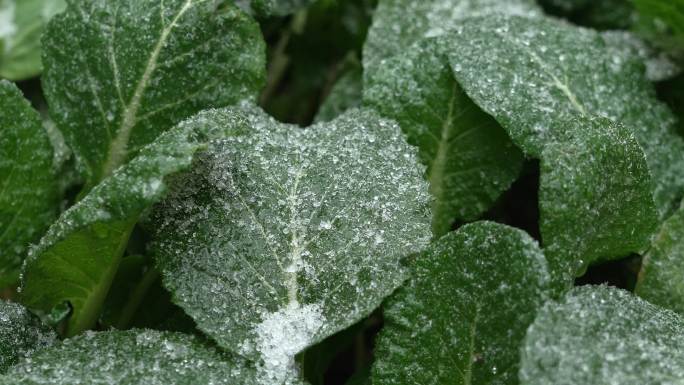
[115, 266, 159, 330]
[259, 9, 308, 106]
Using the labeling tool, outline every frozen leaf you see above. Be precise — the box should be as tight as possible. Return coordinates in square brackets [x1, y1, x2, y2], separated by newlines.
[0, 300, 56, 373]
[153, 106, 431, 384]
[0, 329, 259, 385]
[42, 0, 265, 188]
[236, 0, 314, 16]
[0, 0, 66, 80]
[364, 38, 524, 237]
[0, 80, 59, 287]
[446, 14, 684, 217]
[20, 108, 253, 336]
[636, 200, 684, 315]
[314, 59, 362, 123]
[540, 117, 658, 288]
[372, 221, 550, 385]
[520, 285, 684, 385]
[363, 0, 541, 77]
[602, 31, 680, 82]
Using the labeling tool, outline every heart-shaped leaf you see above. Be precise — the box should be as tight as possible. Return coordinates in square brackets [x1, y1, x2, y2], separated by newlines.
[0, 329, 259, 384]
[0, 80, 59, 287]
[0, 300, 56, 373]
[372, 221, 550, 385]
[520, 285, 684, 384]
[152, 105, 431, 383]
[42, 0, 265, 187]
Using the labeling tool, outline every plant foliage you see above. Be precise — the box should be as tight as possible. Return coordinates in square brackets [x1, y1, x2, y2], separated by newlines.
[1, 0, 684, 384]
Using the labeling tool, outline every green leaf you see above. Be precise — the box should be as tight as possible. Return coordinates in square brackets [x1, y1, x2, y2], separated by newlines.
[520, 285, 684, 384]
[362, 0, 542, 77]
[152, 106, 431, 383]
[445, 14, 684, 217]
[314, 57, 362, 123]
[236, 0, 314, 16]
[42, 0, 266, 188]
[601, 31, 680, 82]
[20, 108, 253, 336]
[0, 0, 66, 80]
[636, 199, 684, 315]
[372, 221, 550, 385]
[363, 38, 524, 237]
[539, 117, 658, 288]
[633, 0, 684, 60]
[0, 80, 59, 287]
[0, 329, 259, 384]
[0, 300, 56, 373]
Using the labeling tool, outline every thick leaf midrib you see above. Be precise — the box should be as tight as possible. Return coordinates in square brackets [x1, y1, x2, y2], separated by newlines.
[285, 166, 305, 305]
[100, 0, 198, 179]
[428, 81, 459, 235]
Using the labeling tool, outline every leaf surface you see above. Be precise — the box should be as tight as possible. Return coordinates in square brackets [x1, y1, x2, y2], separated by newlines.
[364, 39, 524, 237]
[362, 0, 541, 77]
[42, 0, 265, 187]
[0, 80, 59, 287]
[636, 200, 684, 315]
[0, 300, 56, 373]
[520, 285, 684, 385]
[372, 221, 550, 385]
[445, 14, 684, 217]
[152, 106, 431, 384]
[601, 31, 680, 82]
[539, 117, 658, 287]
[20, 108, 253, 336]
[0, 329, 259, 385]
[0, 0, 65, 80]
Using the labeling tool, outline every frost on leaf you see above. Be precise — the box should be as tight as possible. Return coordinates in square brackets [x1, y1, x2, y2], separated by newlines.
[0, 80, 59, 287]
[601, 31, 680, 82]
[520, 285, 684, 385]
[153, 105, 431, 383]
[0, 329, 259, 385]
[363, 0, 541, 77]
[42, 0, 265, 187]
[372, 222, 550, 385]
[363, 38, 523, 237]
[20, 109, 254, 336]
[0, 301, 56, 373]
[636, 200, 684, 315]
[539, 117, 658, 289]
[0, 0, 66, 80]
[445, 14, 684, 217]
